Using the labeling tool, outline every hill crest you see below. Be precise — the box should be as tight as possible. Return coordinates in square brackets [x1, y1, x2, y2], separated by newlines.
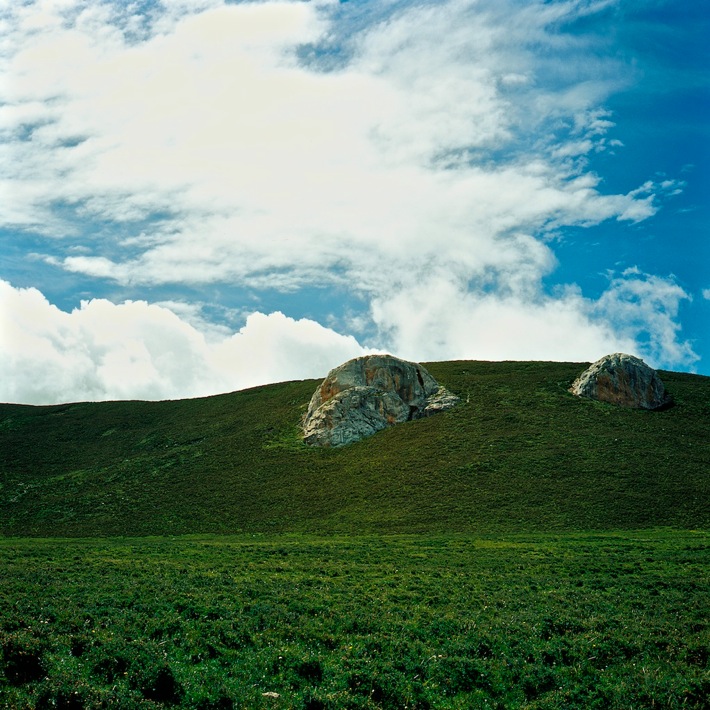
[1, 360, 707, 537]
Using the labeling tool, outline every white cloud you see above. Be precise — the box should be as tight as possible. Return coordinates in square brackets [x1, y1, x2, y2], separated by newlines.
[703, 288, 710, 301]
[369, 269, 696, 369]
[1, 0, 660, 272]
[1, 269, 694, 405]
[593, 269, 697, 368]
[0, 281, 369, 404]
[0, 0, 699, 403]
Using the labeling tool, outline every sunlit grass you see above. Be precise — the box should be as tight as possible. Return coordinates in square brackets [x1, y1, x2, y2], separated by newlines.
[1, 532, 708, 708]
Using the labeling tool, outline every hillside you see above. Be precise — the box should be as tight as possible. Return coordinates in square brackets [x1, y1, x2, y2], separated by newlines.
[1, 360, 708, 537]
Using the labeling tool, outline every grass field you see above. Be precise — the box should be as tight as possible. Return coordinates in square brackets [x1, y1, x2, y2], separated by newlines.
[1, 360, 708, 707]
[1, 531, 708, 709]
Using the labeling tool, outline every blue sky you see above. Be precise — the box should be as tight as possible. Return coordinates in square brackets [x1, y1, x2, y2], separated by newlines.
[1, 0, 708, 404]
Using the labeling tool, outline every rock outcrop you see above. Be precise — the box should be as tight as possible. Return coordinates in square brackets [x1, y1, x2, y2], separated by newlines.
[302, 354, 459, 447]
[570, 353, 672, 410]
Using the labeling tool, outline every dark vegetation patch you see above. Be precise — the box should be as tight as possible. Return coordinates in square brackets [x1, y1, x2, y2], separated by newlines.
[0, 533, 708, 708]
[1, 361, 708, 537]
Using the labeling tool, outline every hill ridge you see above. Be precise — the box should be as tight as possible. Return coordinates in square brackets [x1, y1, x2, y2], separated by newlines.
[1, 360, 708, 537]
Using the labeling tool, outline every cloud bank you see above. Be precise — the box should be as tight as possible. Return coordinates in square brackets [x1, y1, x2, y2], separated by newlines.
[1, 270, 692, 404]
[0, 0, 699, 403]
[0, 280, 369, 404]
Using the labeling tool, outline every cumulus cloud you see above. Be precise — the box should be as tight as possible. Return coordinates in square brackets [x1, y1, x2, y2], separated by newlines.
[593, 269, 697, 368]
[0, 0, 699, 403]
[0, 281, 369, 404]
[1, 272, 694, 405]
[369, 269, 695, 369]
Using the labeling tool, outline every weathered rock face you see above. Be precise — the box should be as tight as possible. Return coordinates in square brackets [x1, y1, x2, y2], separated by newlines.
[303, 354, 459, 447]
[570, 353, 672, 410]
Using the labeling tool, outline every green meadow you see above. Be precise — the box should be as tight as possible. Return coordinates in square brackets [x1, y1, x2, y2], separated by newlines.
[1, 361, 709, 707]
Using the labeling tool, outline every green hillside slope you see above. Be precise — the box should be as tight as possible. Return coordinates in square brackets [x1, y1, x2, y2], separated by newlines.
[1, 361, 708, 537]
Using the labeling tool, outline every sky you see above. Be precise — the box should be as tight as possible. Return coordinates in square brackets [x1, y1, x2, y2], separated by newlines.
[1, 0, 708, 405]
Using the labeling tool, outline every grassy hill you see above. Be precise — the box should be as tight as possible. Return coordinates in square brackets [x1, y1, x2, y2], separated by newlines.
[2, 360, 709, 708]
[2, 360, 708, 537]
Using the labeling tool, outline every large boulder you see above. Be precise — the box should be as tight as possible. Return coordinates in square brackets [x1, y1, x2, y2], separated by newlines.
[570, 353, 672, 410]
[303, 354, 459, 447]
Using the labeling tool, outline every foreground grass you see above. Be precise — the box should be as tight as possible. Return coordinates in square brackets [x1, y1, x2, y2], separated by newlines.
[1, 531, 708, 708]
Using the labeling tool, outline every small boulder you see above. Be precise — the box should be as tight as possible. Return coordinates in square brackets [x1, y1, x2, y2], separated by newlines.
[303, 354, 458, 447]
[570, 353, 672, 410]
